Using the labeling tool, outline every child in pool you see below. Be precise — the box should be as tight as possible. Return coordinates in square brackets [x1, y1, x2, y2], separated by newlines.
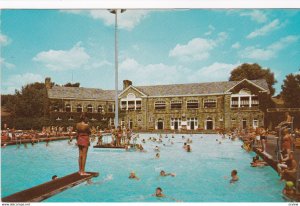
[230, 170, 239, 183]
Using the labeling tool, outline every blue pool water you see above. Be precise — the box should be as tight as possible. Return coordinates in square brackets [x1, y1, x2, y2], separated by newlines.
[1, 134, 285, 202]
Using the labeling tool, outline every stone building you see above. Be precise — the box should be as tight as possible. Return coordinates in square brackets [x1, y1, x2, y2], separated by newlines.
[46, 77, 269, 131]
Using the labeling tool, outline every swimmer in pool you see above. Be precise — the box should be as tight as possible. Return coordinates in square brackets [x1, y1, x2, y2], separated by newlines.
[160, 170, 176, 177]
[152, 187, 165, 197]
[183, 143, 187, 149]
[186, 145, 191, 152]
[156, 153, 160, 158]
[230, 170, 239, 183]
[129, 171, 140, 180]
[154, 146, 160, 151]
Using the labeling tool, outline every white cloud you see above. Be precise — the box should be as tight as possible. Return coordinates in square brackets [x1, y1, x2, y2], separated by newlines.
[62, 10, 150, 30]
[0, 33, 10, 46]
[1, 73, 43, 94]
[231, 42, 241, 49]
[240, 10, 267, 23]
[119, 57, 239, 86]
[169, 32, 228, 62]
[33, 42, 90, 71]
[240, 35, 299, 60]
[188, 62, 241, 82]
[0, 57, 15, 69]
[246, 19, 283, 39]
[119, 58, 189, 85]
[204, 24, 215, 36]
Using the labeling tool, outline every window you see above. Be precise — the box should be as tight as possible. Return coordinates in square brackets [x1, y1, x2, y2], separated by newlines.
[108, 104, 114, 112]
[187, 100, 199, 109]
[231, 97, 239, 108]
[87, 104, 93, 113]
[231, 118, 236, 122]
[252, 96, 259, 107]
[128, 101, 135, 110]
[155, 101, 166, 110]
[65, 104, 71, 112]
[253, 119, 259, 128]
[171, 100, 182, 109]
[136, 100, 141, 110]
[77, 104, 83, 112]
[121, 101, 126, 110]
[98, 105, 104, 113]
[53, 105, 59, 112]
[204, 99, 216, 108]
[240, 97, 250, 107]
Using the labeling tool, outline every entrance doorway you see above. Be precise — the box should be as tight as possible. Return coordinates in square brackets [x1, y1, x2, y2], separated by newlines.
[206, 118, 213, 130]
[191, 121, 195, 130]
[129, 119, 133, 129]
[157, 119, 164, 130]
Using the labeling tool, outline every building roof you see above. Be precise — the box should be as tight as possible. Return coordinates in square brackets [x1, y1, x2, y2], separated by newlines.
[48, 86, 116, 100]
[135, 79, 269, 96]
[47, 79, 269, 100]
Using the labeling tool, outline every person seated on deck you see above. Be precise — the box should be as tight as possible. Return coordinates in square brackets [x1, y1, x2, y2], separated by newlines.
[128, 171, 140, 180]
[282, 181, 296, 196]
[280, 152, 297, 181]
[251, 155, 267, 167]
[153, 187, 165, 197]
[186, 145, 191, 152]
[52, 175, 58, 180]
[230, 170, 239, 183]
[156, 153, 160, 159]
[276, 112, 293, 129]
[277, 149, 289, 174]
[97, 135, 103, 146]
[281, 128, 293, 155]
[160, 170, 176, 177]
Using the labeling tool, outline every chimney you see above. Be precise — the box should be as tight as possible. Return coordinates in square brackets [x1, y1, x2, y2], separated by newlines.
[45, 77, 52, 89]
[123, 80, 132, 90]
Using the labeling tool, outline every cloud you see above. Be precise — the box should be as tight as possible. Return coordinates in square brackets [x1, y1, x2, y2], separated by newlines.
[188, 62, 241, 82]
[231, 42, 241, 49]
[0, 57, 15, 69]
[62, 10, 150, 30]
[240, 35, 299, 60]
[119, 57, 239, 86]
[240, 10, 267, 23]
[169, 32, 228, 62]
[0, 33, 10, 46]
[204, 24, 215, 36]
[119, 58, 190, 85]
[33, 42, 90, 71]
[1, 73, 43, 94]
[246, 19, 283, 39]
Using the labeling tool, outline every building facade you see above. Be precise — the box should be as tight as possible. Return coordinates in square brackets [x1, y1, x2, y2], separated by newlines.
[46, 77, 269, 131]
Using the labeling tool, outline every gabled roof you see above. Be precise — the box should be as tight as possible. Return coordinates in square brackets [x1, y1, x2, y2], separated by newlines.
[135, 79, 269, 97]
[47, 79, 269, 100]
[47, 86, 116, 100]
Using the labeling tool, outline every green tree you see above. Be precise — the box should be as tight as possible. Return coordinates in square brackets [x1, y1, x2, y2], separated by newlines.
[281, 73, 300, 108]
[229, 63, 277, 96]
[14, 82, 48, 117]
[64, 82, 80, 87]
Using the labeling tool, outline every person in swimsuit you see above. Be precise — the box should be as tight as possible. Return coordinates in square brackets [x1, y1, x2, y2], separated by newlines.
[282, 128, 292, 154]
[153, 187, 165, 197]
[76, 113, 91, 176]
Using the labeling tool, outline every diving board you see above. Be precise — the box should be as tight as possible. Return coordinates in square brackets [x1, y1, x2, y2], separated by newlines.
[2, 172, 99, 202]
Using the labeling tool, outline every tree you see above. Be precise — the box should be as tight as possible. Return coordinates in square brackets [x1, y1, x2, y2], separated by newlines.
[281, 73, 300, 108]
[64, 82, 80, 87]
[229, 63, 277, 96]
[14, 82, 48, 117]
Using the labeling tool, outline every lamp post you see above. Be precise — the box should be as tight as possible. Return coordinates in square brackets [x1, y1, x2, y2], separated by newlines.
[109, 9, 126, 129]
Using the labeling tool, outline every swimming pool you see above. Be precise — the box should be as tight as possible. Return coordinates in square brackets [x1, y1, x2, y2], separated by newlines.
[1, 134, 285, 202]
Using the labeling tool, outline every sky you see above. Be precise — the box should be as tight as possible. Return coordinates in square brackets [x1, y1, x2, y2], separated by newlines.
[1, 9, 300, 95]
